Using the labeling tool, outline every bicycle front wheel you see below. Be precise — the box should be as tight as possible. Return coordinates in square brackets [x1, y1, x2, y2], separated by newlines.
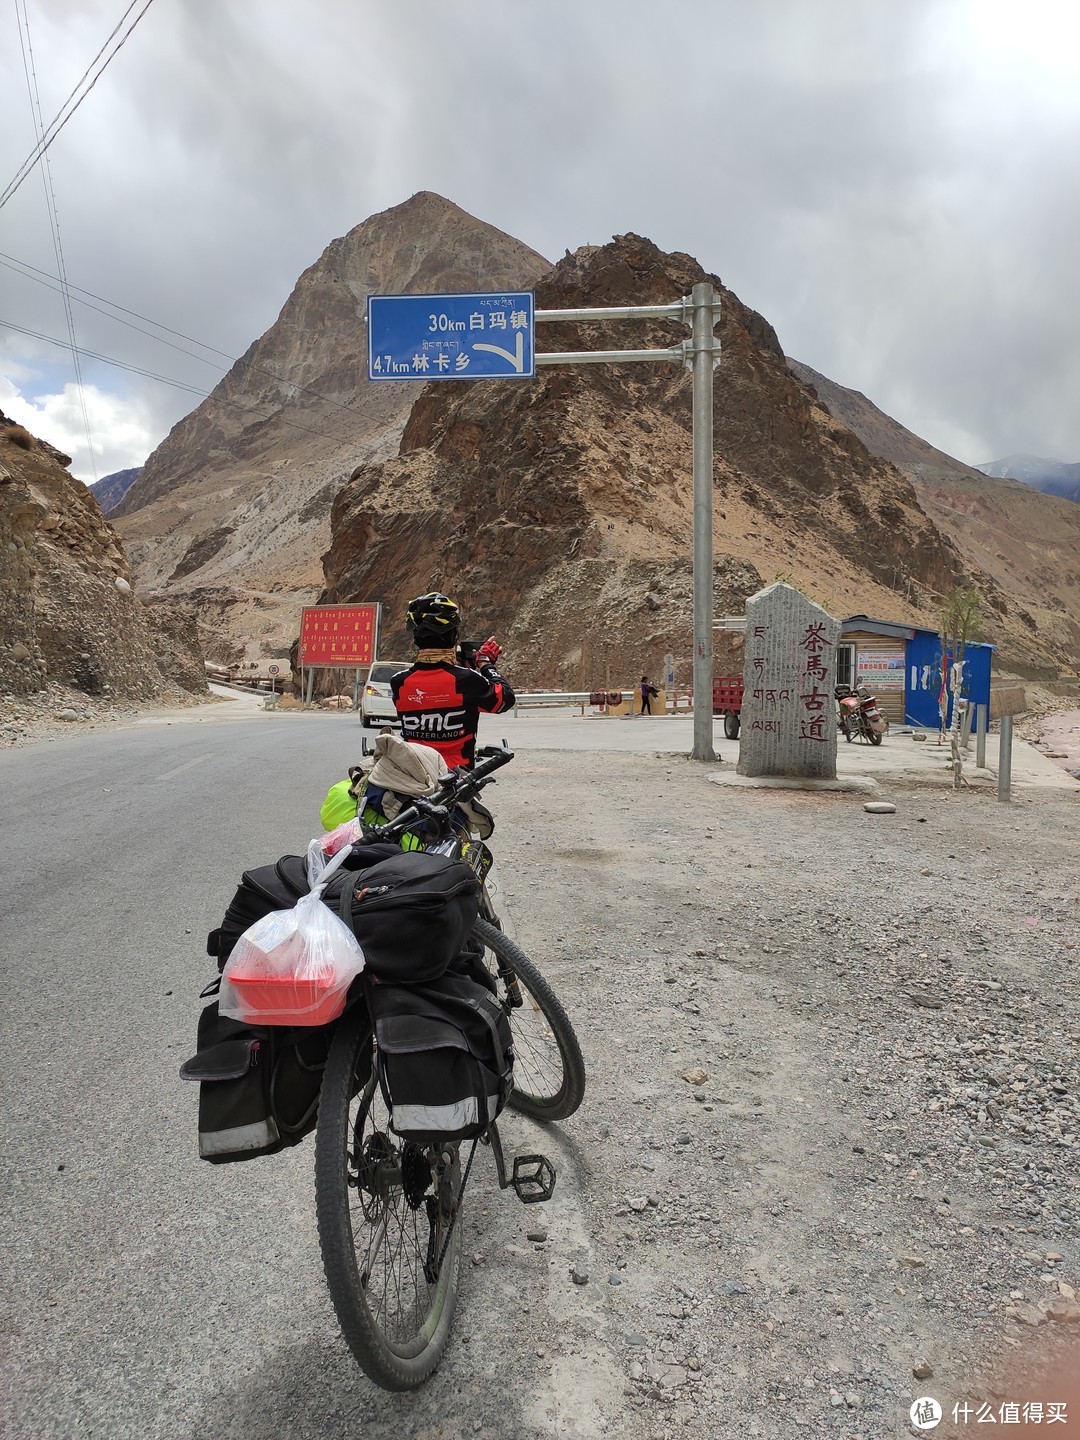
[314, 1007, 463, 1390]
[472, 917, 586, 1123]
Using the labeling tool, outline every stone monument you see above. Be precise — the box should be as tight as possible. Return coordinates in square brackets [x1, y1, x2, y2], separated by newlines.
[736, 582, 839, 779]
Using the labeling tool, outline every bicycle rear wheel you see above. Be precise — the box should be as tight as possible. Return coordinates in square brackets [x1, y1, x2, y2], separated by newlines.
[314, 1007, 463, 1390]
[472, 917, 586, 1123]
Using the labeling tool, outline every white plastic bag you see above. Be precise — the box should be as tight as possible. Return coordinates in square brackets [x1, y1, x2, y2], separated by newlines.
[219, 840, 365, 1026]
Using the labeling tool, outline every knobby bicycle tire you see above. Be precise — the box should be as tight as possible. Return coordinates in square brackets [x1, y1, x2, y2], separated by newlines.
[314, 1007, 462, 1390]
[471, 917, 586, 1122]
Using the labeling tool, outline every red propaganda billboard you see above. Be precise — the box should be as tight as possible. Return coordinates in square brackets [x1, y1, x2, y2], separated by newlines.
[299, 604, 380, 668]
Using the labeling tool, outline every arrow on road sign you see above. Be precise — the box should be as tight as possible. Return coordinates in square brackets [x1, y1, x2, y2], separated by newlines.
[474, 332, 526, 373]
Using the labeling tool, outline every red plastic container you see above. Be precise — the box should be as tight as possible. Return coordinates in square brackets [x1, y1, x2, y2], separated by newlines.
[224, 971, 347, 1027]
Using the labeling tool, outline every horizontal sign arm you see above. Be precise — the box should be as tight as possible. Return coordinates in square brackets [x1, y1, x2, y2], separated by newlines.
[536, 345, 687, 366]
[535, 301, 690, 324]
[535, 297, 721, 325]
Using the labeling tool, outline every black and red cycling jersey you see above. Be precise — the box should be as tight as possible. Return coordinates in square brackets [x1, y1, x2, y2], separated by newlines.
[391, 660, 515, 769]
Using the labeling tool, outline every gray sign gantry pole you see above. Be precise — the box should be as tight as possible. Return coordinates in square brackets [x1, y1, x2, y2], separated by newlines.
[689, 282, 716, 762]
[535, 284, 721, 760]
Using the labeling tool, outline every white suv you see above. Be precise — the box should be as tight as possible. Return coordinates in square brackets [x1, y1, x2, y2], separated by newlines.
[360, 660, 407, 727]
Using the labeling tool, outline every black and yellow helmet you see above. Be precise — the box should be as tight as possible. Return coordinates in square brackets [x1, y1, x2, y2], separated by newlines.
[406, 592, 461, 645]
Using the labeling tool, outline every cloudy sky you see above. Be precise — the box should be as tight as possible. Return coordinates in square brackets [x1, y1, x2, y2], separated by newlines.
[1, 0, 1078, 483]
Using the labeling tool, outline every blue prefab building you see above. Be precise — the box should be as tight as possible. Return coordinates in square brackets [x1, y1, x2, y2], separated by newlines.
[839, 617, 994, 729]
[904, 629, 994, 729]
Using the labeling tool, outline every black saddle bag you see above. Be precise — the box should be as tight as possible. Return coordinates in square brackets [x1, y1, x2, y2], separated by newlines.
[337, 852, 481, 982]
[207, 843, 401, 971]
[368, 972, 513, 1144]
[179, 998, 339, 1162]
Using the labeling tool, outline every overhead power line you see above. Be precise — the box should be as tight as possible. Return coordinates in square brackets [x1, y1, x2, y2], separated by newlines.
[0, 251, 238, 363]
[0, 0, 157, 212]
[0, 0, 396, 464]
[1, 321, 210, 395]
[1, 320, 385, 453]
[15, 0, 98, 479]
[0, 253, 247, 371]
[1, 250, 399, 445]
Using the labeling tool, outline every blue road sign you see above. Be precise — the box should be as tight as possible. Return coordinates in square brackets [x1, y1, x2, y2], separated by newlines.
[367, 292, 534, 381]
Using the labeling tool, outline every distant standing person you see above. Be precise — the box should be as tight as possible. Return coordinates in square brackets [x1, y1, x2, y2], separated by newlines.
[640, 675, 659, 716]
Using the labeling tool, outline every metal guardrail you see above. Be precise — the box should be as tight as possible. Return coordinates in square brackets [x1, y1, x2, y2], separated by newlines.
[511, 690, 695, 715]
[511, 692, 593, 716]
[513, 692, 593, 705]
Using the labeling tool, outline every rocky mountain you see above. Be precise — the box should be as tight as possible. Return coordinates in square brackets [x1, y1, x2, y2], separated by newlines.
[789, 361, 1080, 675]
[321, 234, 1063, 690]
[113, 192, 550, 665]
[976, 454, 1080, 505]
[0, 414, 205, 700]
[113, 195, 1077, 687]
[89, 466, 141, 515]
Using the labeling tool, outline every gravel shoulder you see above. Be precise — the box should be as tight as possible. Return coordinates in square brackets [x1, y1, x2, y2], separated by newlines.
[480, 748, 1080, 1438]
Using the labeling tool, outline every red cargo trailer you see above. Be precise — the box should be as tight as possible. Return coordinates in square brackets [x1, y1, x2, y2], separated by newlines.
[712, 677, 744, 739]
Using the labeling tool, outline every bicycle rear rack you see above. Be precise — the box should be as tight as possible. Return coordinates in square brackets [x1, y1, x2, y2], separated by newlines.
[485, 1123, 556, 1204]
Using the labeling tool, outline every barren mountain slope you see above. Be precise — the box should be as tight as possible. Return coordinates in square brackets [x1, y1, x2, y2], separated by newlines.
[89, 466, 140, 516]
[113, 193, 551, 664]
[789, 360, 1080, 673]
[0, 415, 203, 700]
[321, 235, 1045, 690]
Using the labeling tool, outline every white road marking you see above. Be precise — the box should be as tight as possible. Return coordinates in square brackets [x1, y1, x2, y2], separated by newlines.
[155, 754, 212, 782]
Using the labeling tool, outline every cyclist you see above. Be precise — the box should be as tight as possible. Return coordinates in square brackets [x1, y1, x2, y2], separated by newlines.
[392, 592, 515, 770]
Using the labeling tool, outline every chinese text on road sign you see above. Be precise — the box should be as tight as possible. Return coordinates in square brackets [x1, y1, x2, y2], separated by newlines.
[367, 292, 535, 381]
[299, 604, 379, 668]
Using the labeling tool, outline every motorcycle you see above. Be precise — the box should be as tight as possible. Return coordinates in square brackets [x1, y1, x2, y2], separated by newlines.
[835, 683, 888, 746]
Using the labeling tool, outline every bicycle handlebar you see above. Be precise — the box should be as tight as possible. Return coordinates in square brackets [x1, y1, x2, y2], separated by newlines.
[354, 741, 514, 846]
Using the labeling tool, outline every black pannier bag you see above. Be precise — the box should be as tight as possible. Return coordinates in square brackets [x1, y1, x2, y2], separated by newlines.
[179, 998, 339, 1162]
[368, 972, 513, 1144]
[207, 843, 401, 971]
[337, 851, 481, 983]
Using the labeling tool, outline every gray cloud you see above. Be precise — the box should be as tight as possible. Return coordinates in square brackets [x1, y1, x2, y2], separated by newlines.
[2, 0, 1077, 479]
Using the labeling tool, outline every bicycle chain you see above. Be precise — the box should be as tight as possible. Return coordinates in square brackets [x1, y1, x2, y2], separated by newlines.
[430, 1138, 479, 1277]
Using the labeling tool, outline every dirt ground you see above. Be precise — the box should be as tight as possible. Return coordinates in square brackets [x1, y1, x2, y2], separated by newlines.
[453, 746, 1080, 1440]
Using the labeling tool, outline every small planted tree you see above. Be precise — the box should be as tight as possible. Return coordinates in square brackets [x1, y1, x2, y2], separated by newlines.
[937, 585, 983, 789]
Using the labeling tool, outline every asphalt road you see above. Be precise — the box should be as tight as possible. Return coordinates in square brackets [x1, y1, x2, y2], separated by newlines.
[0, 714, 462, 1440]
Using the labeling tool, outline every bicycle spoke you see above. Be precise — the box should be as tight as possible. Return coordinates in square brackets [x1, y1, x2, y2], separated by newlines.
[345, 1096, 452, 1343]
[511, 996, 564, 1099]
[317, 1010, 463, 1389]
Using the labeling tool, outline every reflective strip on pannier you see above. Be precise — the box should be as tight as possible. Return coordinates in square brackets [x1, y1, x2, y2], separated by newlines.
[389, 1096, 497, 1134]
[199, 1116, 280, 1159]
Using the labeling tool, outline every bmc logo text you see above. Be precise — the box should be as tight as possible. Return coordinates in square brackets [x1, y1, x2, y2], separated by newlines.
[402, 710, 466, 735]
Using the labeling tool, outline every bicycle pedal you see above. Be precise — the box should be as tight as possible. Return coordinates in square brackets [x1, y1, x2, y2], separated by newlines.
[511, 1154, 556, 1204]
